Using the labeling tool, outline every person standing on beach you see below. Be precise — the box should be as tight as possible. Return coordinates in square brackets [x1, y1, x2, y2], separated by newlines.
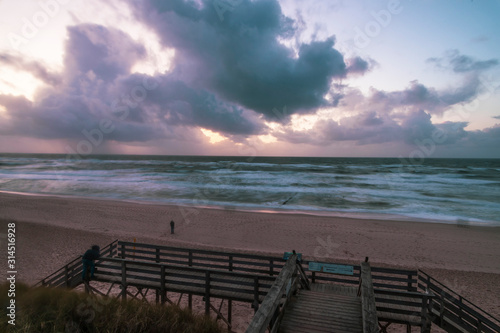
[170, 220, 175, 234]
[82, 245, 100, 280]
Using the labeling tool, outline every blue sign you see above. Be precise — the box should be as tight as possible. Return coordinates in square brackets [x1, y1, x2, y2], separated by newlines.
[308, 262, 354, 275]
[308, 262, 322, 272]
[283, 252, 302, 261]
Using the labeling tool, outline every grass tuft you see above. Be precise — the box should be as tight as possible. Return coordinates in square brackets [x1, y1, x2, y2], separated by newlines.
[0, 283, 225, 333]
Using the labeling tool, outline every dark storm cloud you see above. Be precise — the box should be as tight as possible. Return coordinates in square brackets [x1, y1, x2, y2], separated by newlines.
[115, 74, 262, 135]
[0, 23, 263, 142]
[129, 0, 350, 119]
[0, 53, 61, 86]
[427, 49, 498, 73]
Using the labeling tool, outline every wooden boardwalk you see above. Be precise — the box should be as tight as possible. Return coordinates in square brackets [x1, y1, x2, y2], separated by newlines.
[279, 284, 363, 333]
[36, 240, 500, 333]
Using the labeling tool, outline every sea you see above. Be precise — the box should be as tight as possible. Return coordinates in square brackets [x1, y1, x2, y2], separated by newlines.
[1, 153, 499, 225]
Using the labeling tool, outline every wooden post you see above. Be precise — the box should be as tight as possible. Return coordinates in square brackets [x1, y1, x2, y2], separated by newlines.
[229, 255, 233, 272]
[121, 243, 126, 259]
[360, 262, 378, 333]
[269, 259, 273, 276]
[65, 265, 69, 288]
[133, 238, 136, 260]
[156, 248, 160, 263]
[160, 265, 166, 304]
[459, 296, 463, 322]
[205, 271, 211, 315]
[408, 273, 412, 291]
[312, 271, 316, 284]
[421, 294, 430, 333]
[228, 300, 232, 330]
[253, 277, 260, 313]
[189, 251, 193, 309]
[121, 260, 127, 301]
[246, 254, 297, 333]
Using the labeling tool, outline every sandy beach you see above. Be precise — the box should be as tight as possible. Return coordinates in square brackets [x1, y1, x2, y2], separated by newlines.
[1, 191, 499, 330]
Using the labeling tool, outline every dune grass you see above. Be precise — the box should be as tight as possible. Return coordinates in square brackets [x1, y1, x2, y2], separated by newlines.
[0, 282, 225, 333]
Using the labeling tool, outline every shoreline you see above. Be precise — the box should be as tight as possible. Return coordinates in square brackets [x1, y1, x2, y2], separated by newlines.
[2, 190, 498, 227]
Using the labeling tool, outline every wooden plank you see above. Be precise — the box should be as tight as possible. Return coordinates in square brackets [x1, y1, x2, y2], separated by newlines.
[360, 262, 378, 333]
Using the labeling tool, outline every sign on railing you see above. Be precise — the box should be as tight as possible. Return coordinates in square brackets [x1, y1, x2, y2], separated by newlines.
[282, 251, 301, 261]
[308, 262, 354, 275]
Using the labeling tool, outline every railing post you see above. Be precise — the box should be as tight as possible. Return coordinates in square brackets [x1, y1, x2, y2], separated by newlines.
[65, 265, 69, 288]
[229, 255, 233, 272]
[269, 259, 273, 276]
[121, 260, 127, 301]
[121, 243, 126, 259]
[421, 294, 429, 332]
[160, 265, 166, 304]
[205, 271, 211, 315]
[253, 277, 260, 313]
[312, 271, 315, 284]
[360, 261, 378, 333]
[407, 273, 412, 291]
[459, 296, 464, 322]
[228, 299, 232, 329]
[156, 248, 160, 263]
[189, 251, 193, 309]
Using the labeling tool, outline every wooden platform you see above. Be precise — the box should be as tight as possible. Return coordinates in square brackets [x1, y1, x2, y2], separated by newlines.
[279, 284, 363, 333]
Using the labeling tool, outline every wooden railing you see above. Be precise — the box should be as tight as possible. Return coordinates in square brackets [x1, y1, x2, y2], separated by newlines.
[34, 239, 118, 288]
[360, 262, 379, 333]
[302, 260, 418, 292]
[95, 257, 276, 309]
[118, 241, 285, 276]
[418, 270, 500, 333]
[375, 288, 435, 332]
[246, 254, 309, 333]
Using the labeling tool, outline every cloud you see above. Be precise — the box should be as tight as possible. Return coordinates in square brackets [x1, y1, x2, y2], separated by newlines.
[0, 23, 264, 144]
[130, 0, 352, 119]
[64, 24, 147, 83]
[493, 115, 500, 120]
[0, 53, 62, 86]
[346, 56, 376, 76]
[273, 109, 475, 148]
[427, 49, 498, 73]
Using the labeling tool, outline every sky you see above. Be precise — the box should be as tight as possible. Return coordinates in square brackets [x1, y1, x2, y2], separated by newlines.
[0, 0, 499, 158]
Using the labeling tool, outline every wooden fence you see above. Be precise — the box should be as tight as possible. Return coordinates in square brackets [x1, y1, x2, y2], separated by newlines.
[418, 270, 500, 333]
[34, 239, 118, 288]
[118, 241, 285, 277]
[95, 257, 276, 312]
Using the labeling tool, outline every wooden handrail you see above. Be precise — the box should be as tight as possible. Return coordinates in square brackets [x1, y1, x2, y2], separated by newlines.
[34, 239, 118, 287]
[246, 254, 297, 333]
[418, 270, 500, 329]
[360, 262, 379, 333]
[97, 257, 276, 281]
